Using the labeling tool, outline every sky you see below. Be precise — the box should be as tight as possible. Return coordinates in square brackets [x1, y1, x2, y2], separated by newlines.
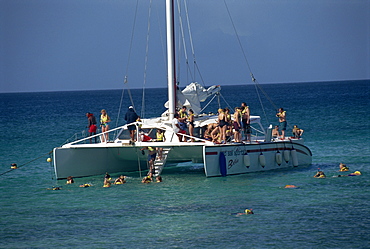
[1, 0, 369, 93]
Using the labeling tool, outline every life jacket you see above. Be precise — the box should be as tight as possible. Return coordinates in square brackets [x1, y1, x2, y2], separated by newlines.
[156, 132, 164, 141]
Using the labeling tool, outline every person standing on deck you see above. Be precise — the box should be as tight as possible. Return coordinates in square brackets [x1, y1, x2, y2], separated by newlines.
[125, 106, 139, 143]
[233, 107, 242, 142]
[241, 102, 251, 142]
[276, 108, 287, 140]
[188, 109, 195, 142]
[100, 109, 111, 142]
[86, 112, 97, 143]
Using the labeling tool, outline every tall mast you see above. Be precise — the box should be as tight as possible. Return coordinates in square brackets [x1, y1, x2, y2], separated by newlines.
[166, 0, 176, 120]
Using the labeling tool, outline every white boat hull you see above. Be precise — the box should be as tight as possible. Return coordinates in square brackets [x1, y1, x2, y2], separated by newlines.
[53, 142, 204, 179]
[203, 141, 312, 177]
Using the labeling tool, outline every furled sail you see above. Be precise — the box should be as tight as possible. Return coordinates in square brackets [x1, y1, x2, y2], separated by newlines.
[164, 82, 221, 115]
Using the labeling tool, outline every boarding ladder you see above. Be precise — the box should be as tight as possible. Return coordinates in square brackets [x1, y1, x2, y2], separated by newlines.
[153, 148, 171, 177]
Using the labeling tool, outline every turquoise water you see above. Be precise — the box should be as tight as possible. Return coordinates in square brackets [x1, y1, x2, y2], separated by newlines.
[1, 80, 369, 248]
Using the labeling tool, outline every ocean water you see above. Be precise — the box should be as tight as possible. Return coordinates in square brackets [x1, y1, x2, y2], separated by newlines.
[1, 80, 369, 248]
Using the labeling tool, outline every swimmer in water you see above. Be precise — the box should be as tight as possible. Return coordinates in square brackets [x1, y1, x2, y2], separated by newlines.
[156, 175, 162, 182]
[66, 176, 74, 184]
[142, 176, 152, 183]
[339, 163, 349, 172]
[314, 170, 326, 178]
[284, 185, 299, 189]
[236, 208, 254, 216]
[114, 175, 126, 184]
[79, 183, 91, 188]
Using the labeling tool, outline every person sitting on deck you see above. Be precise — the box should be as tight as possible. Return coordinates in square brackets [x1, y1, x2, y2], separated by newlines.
[292, 125, 304, 138]
[140, 132, 152, 142]
[172, 113, 186, 142]
[204, 123, 217, 141]
[272, 125, 280, 138]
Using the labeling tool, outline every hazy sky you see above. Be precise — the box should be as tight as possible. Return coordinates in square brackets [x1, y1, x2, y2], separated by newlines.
[1, 0, 369, 93]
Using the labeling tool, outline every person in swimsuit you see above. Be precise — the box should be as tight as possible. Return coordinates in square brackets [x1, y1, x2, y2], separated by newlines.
[233, 107, 242, 142]
[114, 175, 126, 184]
[292, 125, 304, 138]
[156, 129, 165, 159]
[217, 108, 227, 143]
[141, 146, 157, 174]
[100, 109, 111, 142]
[241, 102, 251, 142]
[276, 108, 287, 140]
[86, 112, 97, 143]
[272, 125, 280, 138]
[188, 109, 195, 142]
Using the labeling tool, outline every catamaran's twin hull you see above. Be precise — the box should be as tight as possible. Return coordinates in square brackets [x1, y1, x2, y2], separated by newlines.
[53, 144, 204, 179]
[203, 142, 312, 177]
[53, 141, 312, 179]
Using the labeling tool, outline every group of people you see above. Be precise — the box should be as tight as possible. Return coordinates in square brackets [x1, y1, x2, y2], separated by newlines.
[272, 108, 304, 140]
[171, 106, 195, 142]
[202, 103, 252, 143]
[65, 172, 162, 188]
[86, 105, 304, 144]
[313, 163, 362, 178]
[86, 109, 111, 143]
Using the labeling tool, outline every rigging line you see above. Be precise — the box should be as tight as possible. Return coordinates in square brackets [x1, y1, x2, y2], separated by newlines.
[176, 0, 194, 83]
[219, 92, 233, 111]
[0, 151, 52, 177]
[117, 0, 140, 125]
[223, 0, 253, 75]
[254, 79, 279, 111]
[254, 82, 269, 124]
[141, 0, 153, 118]
[184, 0, 207, 87]
[154, 4, 168, 77]
[200, 94, 218, 113]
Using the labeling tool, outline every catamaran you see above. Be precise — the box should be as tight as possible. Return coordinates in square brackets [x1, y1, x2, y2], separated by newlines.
[52, 0, 311, 179]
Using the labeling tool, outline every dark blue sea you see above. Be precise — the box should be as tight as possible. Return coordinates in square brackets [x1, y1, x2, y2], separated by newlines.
[1, 80, 369, 248]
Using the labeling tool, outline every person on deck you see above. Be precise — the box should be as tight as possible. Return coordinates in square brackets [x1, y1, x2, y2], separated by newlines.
[125, 106, 139, 143]
[217, 108, 227, 144]
[233, 107, 242, 142]
[178, 106, 188, 120]
[272, 125, 280, 138]
[276, 108, 287, 140]
[86, 112, 97, 143]
[188, 109, 195, 142]
[172, 113, 186, 142]
[100, 109, 111, 142]
[292, 125, 304, 138]
[241, 103, 251, 142]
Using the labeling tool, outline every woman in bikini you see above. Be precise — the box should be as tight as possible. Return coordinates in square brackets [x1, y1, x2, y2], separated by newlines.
[188, 109, 195, 142]
[100, 109, 111, 142]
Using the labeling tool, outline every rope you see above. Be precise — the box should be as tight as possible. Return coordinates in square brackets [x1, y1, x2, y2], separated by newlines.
[223, 0, 253, 75]
[0, 151, 52, 177]
[254, 83, 269, 124]
[136, 148, 142, 178]
[223, 0, 282, 126]
[141, 0, 153, 118]
[116, 0, 139, 127]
